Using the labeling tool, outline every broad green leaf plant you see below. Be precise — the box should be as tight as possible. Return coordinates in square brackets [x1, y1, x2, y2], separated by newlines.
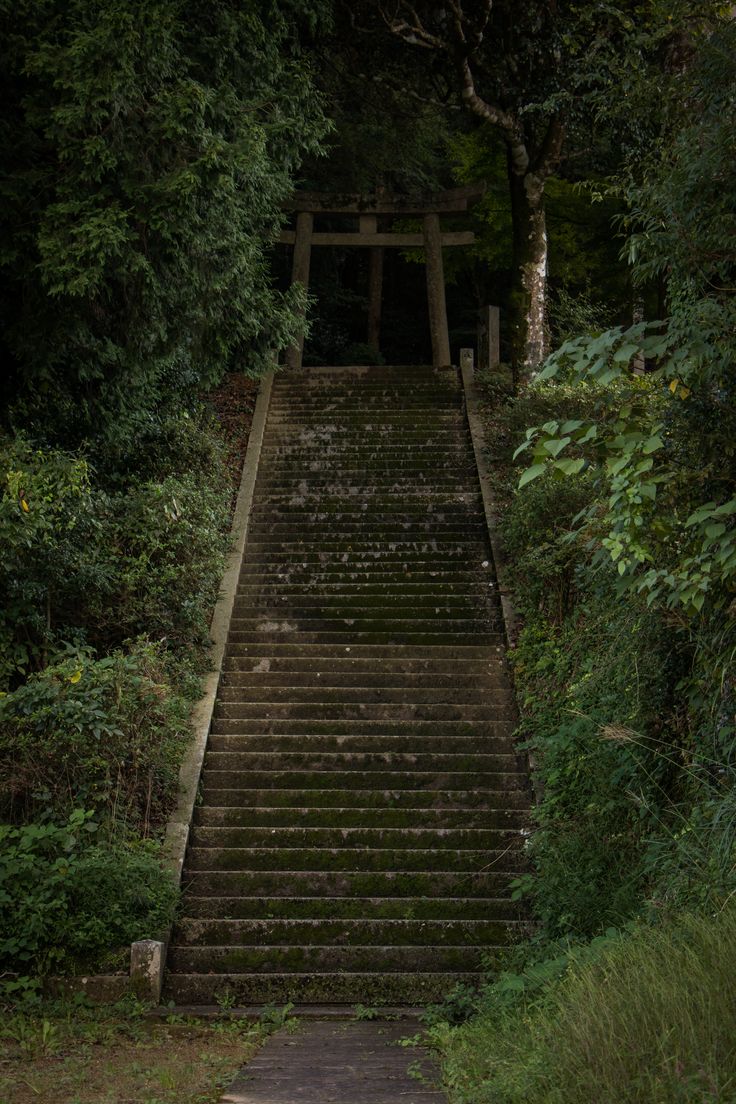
[515, 323, 735, 613]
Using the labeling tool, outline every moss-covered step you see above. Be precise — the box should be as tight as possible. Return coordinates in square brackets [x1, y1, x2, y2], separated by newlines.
[164, 971, 484, 1005]
[225, 632, 503, 647]
[211, 700, 509, 722]
[183, 845, 521, 873]
[207, 733, 517, 754]
[235, 583, 494, 598]
[180, 894, 522, 922]
[222, 641, 503, 658]
[227, 622, 498, 640]
[232, 600, 492, 618]
[201, 753, 518, 777]
[221, 652, 505, 672]
[187, 826, 521, 852]
[174, 917, 520, 948]
[180, 869, 521, 899]
[218, 670, 508, 690]
[198, 787, 529, 811]
[208, 718, 515, 737]
[213, 691, 510, 712]
[192, 805, 527, 830]
[167, 943, 490, 975]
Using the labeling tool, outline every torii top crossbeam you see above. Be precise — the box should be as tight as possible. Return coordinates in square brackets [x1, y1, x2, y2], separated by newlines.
[279, 186, 483, 369]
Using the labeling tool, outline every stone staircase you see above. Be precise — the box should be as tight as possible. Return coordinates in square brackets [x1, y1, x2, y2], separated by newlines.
[164, 365, 529, 1005]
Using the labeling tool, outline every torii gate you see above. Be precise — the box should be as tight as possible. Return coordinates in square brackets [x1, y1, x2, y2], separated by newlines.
[278, 186, 483, 370]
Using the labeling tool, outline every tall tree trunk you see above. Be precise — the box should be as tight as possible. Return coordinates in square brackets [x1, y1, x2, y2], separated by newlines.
[508, 153, 548, 388]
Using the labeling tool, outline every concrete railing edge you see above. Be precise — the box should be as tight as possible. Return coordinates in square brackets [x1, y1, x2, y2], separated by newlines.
[460, 360, 519, 650]
[130, 368, 275, 1001]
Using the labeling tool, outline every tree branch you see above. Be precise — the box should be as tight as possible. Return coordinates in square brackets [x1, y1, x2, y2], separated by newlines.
[458, 57, 529, 175]
[531, 115, 566, 179]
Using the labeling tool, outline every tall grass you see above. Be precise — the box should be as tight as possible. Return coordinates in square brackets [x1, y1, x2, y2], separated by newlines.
[437, 908, 736, 1103]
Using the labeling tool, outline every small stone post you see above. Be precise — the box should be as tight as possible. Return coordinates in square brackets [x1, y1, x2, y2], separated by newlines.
[478, 305, 501, 372]
[459, 348, 475, 377]
[130, 940, 165, 1003]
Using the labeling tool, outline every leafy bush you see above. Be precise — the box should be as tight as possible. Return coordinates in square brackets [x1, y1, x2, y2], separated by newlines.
[0, 810, 177, 980]
[0, 643, 187, 832]
[0, 424, 230, 688]
[86, 471, 230, 652]
[502, 469, 594, 623]
[0, 0, 329, 446]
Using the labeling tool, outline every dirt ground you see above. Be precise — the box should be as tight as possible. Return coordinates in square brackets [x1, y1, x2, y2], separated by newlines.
[0, 1008, 268, 1104]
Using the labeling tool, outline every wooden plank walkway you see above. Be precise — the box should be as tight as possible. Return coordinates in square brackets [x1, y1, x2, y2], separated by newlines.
[220, 1020, 446, 1103]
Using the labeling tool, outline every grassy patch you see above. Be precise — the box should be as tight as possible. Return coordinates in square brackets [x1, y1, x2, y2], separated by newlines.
[0, 1000, 276, 1104]
[434, 906, 736, 1103]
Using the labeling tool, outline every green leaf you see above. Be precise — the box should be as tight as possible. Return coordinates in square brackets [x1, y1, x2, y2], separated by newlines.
[554, 458, 586, 476]
[518, 463, 547, 488]
[613, 342, 640, 363]
[543, 436, 572, 458]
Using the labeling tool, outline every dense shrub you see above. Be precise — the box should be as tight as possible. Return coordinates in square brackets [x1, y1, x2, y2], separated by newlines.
[0, 643, 187, 832]
[513, 584, 679, 935]
[0, 420, 230, 687]
[0, 0, 329, 446]
[0, 811, 177, 981]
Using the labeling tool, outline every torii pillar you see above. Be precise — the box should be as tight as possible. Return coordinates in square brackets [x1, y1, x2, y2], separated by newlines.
[423, 213, 451, 368]
[286, 211, 313, 371]
[280, 186, 484, 369]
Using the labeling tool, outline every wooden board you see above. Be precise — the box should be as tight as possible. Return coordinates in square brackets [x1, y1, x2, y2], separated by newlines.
[284, 184, 485, 215]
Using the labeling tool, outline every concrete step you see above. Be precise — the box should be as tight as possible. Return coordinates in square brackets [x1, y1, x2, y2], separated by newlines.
[208, 729, 516, 749]
[165, 364, 526, 1006]
[232, 597, 494, 613]
[227, 635, 503, 649]
[208, 717, 514, 735]
[221, 653, 505, 673]
[215, 685, 510, 704]
[219, 668, 507, 689]
[222, 643, 505, 659]
[211, 700, 508, 720]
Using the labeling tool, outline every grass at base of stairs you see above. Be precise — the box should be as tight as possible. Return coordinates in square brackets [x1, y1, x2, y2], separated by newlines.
[0, 998, 283, 1104]
[430, 906, 736, 1104]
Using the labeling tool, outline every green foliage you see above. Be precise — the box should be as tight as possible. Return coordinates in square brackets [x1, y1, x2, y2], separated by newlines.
[435, 906, 736, 1104]
[0, 417, 230, 686]
[0, 810, 177, 981]
[0, 0, 329, 444]
[0, 643, 187, 831]
[513, 589, 678, 936]
[516, 22, 736, 615]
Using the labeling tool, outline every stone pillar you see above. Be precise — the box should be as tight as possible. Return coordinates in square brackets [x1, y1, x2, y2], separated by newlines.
[360, 215, 383, 354]
[286, 211, 313, 371]
[130, 940, 165, 1004]
[478, 305, 500, 373]
[423, 213, 451, 368]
